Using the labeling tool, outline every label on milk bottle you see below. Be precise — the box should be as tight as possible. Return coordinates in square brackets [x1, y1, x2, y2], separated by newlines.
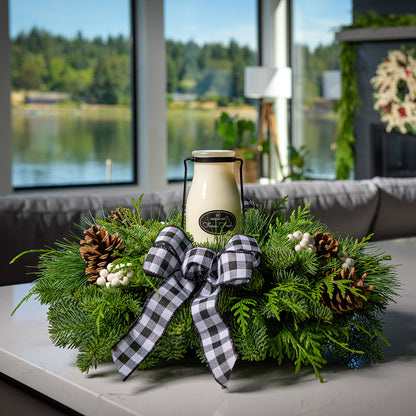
[198, 210, 236, 235]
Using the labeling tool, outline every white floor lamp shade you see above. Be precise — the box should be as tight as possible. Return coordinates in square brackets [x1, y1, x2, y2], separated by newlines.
[244, 66, 292, 99]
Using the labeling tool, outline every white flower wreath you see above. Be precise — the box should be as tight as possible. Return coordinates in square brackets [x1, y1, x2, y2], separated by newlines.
[370, 48, 416, 134]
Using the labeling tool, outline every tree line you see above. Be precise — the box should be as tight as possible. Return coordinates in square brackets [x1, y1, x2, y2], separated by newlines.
[12, 28, 130, 105]
[166, 39, 255, 105]
[11, 28, 257, 106]
[11, 27, 339, 106]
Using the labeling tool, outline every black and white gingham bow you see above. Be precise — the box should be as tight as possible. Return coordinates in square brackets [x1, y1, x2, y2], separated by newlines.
[111, 225, 261, 387]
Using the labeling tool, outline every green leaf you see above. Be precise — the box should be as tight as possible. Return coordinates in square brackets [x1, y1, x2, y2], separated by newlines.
[231, 298, 257, 335]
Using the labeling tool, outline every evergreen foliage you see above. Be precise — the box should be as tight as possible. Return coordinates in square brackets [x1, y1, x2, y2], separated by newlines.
[13, 196, 399, 381]
[11, 28, 257, 105]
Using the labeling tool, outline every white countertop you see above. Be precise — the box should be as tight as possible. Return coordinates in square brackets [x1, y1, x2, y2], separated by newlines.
[1, 238, 416, 416]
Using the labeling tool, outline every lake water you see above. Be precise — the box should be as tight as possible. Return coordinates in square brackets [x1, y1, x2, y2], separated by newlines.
[12, 108, 134, 187]
[12, 107, 337, 188]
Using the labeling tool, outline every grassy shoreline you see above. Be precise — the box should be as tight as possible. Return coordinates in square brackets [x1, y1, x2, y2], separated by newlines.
[12, 102, 259, 121]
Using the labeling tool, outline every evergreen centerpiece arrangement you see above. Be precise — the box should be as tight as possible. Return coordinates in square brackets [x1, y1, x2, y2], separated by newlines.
[13, 196, 399, 384]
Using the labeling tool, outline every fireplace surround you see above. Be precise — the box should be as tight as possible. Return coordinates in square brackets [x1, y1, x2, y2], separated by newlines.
[336, 25, 416, 179]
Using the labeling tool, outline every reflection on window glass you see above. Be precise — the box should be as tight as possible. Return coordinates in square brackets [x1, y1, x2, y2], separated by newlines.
[10, 0, 133, 188]
[292, 0, 352, 179]
[164, 0, 258, 181]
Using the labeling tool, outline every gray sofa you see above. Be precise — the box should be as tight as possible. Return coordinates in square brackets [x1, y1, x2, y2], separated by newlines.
[1, 176, 416, 286]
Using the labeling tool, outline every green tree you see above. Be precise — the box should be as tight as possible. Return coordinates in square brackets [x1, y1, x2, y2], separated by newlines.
[48, 56, 68, 90]
[16, 53, 47, 90]
[11, 27, 131, 104]
[166, 55, 178, 93]
[228, 40, 245, 98]
[91, 54, 130, 104]
[64, 67, 94, 101]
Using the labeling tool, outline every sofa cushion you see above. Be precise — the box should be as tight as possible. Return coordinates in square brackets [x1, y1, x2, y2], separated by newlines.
[0, 189, 182, 285]
[371, 177, 416, 240]
[244, 180, 379, 240]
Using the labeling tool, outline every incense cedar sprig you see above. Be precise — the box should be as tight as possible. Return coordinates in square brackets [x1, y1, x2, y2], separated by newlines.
[320, 267, 375, 314]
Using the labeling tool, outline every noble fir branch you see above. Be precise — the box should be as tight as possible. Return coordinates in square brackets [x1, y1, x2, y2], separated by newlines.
[291, 249, 321, 277]
[247, 268, 266, 291]
[199, 230, 236, 252]
[165, 208, 184, 228]
[260, 284, 310, 327]
[262, 226, 320, 277]
[214, 286, 233, 317]
[167, 302, 194, 337]
[243, 207, 271, 243]
[74, 285, 143, 335]
[339, 234, 373, 260]
[262, 225, 297, 269]
[340, 236, 399, 308]
[76, 327, 123, 373]
[105, 218, 165, 257]
[153, 327, 190, 362]
[340, 311, 387, 367]
[232, 317, 268, 361]
[47, 296, 97, 350]
[306, 299, 333, 322]
[262, 240, 297, 270]
[242, 198, 287, 245]
[30, 239, 87, 305]
[288, 203, 315, 230]
[140, 303, 195, 366]
[360, 258, 399, 305]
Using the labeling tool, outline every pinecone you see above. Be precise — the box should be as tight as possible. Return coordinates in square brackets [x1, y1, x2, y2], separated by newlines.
[314, 232, 339, 259]
[321, 267, 375, 314]
[79, 225, 124, 283]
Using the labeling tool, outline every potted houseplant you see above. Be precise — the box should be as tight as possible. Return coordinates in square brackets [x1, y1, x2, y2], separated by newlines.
[215, 111, 260, 183]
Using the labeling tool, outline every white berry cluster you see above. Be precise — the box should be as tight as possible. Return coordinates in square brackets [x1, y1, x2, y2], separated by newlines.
[96, 262, 133, 288]
[288, 231, 317, 253]
[339, 252, 355, 269]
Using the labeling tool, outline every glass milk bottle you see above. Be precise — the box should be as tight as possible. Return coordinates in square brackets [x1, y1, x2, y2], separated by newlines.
[185, 150, 243, 244]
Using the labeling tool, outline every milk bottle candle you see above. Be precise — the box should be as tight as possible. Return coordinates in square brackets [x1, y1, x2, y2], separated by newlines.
[184, 150, 243, 244]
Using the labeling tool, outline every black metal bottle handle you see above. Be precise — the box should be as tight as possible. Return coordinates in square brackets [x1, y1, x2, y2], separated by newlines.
[181, 157, 244, 229]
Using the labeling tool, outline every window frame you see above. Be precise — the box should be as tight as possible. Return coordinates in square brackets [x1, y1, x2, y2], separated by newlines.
[8, 0, 140, 191]
[0, 0, 280, 195]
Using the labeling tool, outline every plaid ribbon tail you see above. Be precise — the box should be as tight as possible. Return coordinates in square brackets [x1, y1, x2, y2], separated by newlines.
[111, 272, 195, 380]
[190, 234, 261, 388]
[111, 225, 195, 381]
[191, 283, 236, 388]
[111, 227, 261, 387]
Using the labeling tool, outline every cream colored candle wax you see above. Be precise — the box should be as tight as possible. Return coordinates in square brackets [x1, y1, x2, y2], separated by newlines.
[186, 150, 242, 244]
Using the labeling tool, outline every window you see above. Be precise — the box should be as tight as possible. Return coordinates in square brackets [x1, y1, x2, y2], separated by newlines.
[291, 0, 352, 179]
[9, 0, 134, 188]
[164, 0, 259, 181]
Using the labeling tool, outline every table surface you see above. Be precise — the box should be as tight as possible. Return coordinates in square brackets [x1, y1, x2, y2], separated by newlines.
[1, 238, 416, 416]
